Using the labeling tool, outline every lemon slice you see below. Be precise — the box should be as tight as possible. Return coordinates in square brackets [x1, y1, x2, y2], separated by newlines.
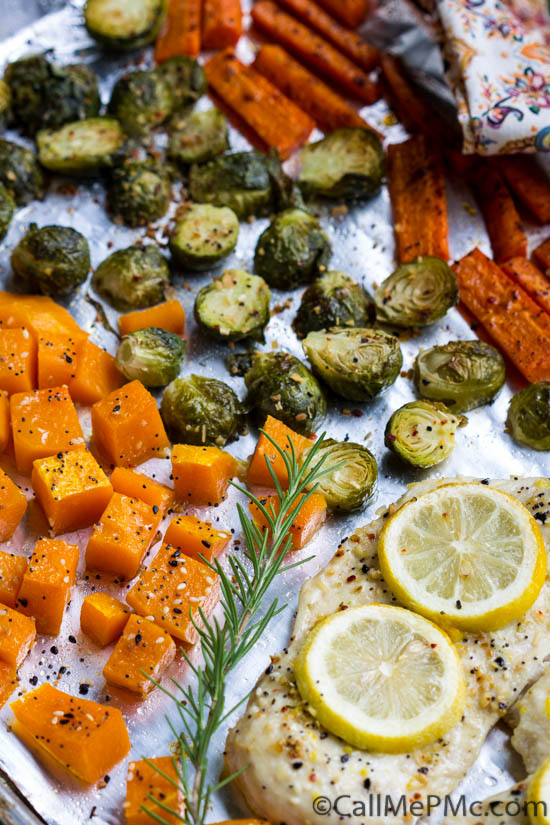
[528, 755, 550, 825]
[379, 483, 546, 632]
[294, 603, 465, 753]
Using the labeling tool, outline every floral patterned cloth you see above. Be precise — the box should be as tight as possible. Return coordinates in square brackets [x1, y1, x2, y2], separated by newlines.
[437, 0, 550, 154]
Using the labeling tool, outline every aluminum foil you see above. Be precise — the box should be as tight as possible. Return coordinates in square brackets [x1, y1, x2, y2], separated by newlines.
[0, 3, 550, 824]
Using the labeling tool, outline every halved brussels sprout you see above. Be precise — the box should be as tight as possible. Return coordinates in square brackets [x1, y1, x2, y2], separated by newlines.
[108, 160, 171, 226]
[168, 109, 229, 166]
[108, 70, 173, 136]
[0, 80, 11, 130]
[414, 340, 505, 413]
[0, 184, 15, 241]
[0, 139, 46, 205]
[298, 128, 385, 201]
[374, 257, 458, 328]
[169, 204, 239, 270]
[300, 438, 378, 512]
[188, 151, 274, 219]
[92, 244, 170, 311]
[37, 118, 126, 175]
[244, 350, 326, 435]
[385, 400, 467, 468]
[115, 327, 186, 387]
[161, 374, 245, 446]
[506, 383, 550, 451]
[11, 224, 90, 296]
[84, 0, 167, 51]
[155, 57, 206, 111]
[254, 209, 332, 290]
[293, 270, 375, 338]
[195, 270, 271, 342]
[302, 327, 403, 401]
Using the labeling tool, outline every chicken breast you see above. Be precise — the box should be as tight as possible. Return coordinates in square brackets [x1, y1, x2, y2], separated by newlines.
[508, 666, 550, 774]
[225, 477, 550, 825]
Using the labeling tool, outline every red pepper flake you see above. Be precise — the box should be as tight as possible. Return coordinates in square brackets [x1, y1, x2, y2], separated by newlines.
[346, 575, 356, 582]
[351, 409, 363, 418]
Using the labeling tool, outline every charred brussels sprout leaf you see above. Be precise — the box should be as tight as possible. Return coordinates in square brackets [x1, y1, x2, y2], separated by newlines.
[226, 350, 254, 378]
[169, 204, 239, 270]
[85, 0, 167, 51]
[303, 327, 402, 401]
[385, 400, 467, 468]
[0, 80, 11, 129]
[108, 160, 171, 226]
[293, 270, 375, 338]
[414, 340, 505, 413]
[254, 209, 332, 290]
[188, 151, 274, 219]
[92, 244, 170, 311]
[265, 149, 306, 212]
[244, 350, 326, 435]
[108, 70, 173, 136]
[301, 438, 378, 512]
[115, 327, 185, 387]
[0, 184, 15, 241]
[168, 109, 229, 165]
[506, 383, 550, 451]
[156, 57, 206, 111]
[37, 118, 126, 175]
[11, 224, 90, 296]
[299, 128, 385, 201]
[374, 257, 458, 328]
[195, 270, 271, 342]
[0, 139, 45, 205]
[161, 374, 245, 446]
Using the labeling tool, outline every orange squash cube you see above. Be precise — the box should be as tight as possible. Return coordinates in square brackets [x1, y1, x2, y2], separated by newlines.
[69, 339, 124, 405]
[172, 444, 237, 505]
[86, 493, 162, 580]
[80, 593, 130, 647]
[0, 468, 27, 541]
[0, 551, 28, 608]
[10, 683, 130, 784]
[17, 537, 79, 635]
[118, 300, 186, 336]
[103, 614, 176, 696]
[249, 492, 327, 551]
[111, 467, 174, 514]
[91, 380, 170, 468]
[10, 385, 85, 474]
[37, 332, 79, 389]
[125, 756, 185, 825]
[0, 292, 86, 344]
[127, 544, 220, 644]
[32, 449, 113, 535]
[0, 390, 11, 453]
[246, 416, 313, 490]
[0, 604, 36, 667]
[0, 328, 37, 395]
[164, 515, 231, 563]
[0, 661, 17, 710]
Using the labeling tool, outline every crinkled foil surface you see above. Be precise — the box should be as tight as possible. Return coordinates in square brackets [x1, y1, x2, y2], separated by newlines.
[1, 2, 550, 823]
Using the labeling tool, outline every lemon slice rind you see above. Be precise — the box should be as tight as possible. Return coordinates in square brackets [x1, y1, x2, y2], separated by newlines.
[528, 755, 550, 825]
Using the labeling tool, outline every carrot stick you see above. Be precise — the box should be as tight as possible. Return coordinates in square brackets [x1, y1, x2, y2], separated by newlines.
[498, 155, 550, 224]
[387, 134, 449, 263]
[453, 247, 550, 383]
[202, 0, 242, 49]
[273, 0, 378, 71]
[250, 1, 380, 105]
[314, 0, 369, 28]
[534, 237, 550, 274]
[470, 166, 527, 263]
[204, 49, 314, 160]
[155, 0, 201, 60]
[502, 257, 550, 316]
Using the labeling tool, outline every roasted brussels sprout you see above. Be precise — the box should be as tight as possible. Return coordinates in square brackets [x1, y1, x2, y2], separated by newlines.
[156, 57, 206, 111]
[506, 383, 550, 451]
[244, 350, 326, 435]
[0, 80, 11, 129]
[4, 54, 100, 136]
[37, 118, 126, 175]
[0, 139, 45, 205]
[161, 374, 245, 446]
[300, 438, 378, 512]
[108, 160, 171, 226]
[374, 257, 458, 328]
[302, 327, 403, 401]
[115, 327, 186, 387]
[188, 151, 274, 219]
[254, 209, 332, 290]
[195, 270, 271, 342]
[385, 400, 467, 468]
[108, 70, 173, 136]
[84, 0, 167, 51]
[298, 128, 385, 201]
[293, 270, 375, 338]
[92, 244, 170, 311]
[0, 184, 15, 241]
[414, 340, 505, 413]
[11, 224, 90, 296]
[168, 109, 229, 166]
[169, 204, 239, 270]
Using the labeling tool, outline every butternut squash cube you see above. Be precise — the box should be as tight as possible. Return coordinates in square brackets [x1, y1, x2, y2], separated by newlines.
[32, 449, 113, 535]
[246, 416, 313, 490]
[0, 292, 86, 345]
[91, 381, 170, 468]
[11, 385, 85, 474]
[172, 444, 237, 505]
[86, 493, 162, 580]
[0, 390, 11, 454]
[127, 544, 220, 644]
[0, 551, 28, 608]
[0, 604, 36, 667]
[249, 492, 327, 551]
[0, 328, 37, 395]
[118, 300, 185, 336]
[17, 537, 79, 635]
[103, 614, 176, 696]
[111, 467, 174, 515]
[125, 756, 185, 825]
[80, 593, 130, 647]
[69, 339, 124, 405]
[164, 515, 231, 563]
[0, 468, 27, 541]
[10, 683, 131, 784]
[0, 661, 17, 710]
[37, 333, 79, 389]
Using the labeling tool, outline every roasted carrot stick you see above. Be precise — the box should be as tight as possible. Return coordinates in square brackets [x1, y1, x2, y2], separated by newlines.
[453, 247, 550, 383]
[498, 156, 550, 224]
[155, 0, 201, 59]
[204, 49, 314, 160]
[202, 0, 242, 49]
[502, 257, 550, 316]
[534, 237, 550, 274]
[274, 0, 378, 71]
[314, 0, 369, 28]
[250, 2, 379, 105]
[387, 135, 449, 263]
[470, 166, 527, 263]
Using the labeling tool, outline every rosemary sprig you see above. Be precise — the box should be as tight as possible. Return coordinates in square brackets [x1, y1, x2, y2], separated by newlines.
[143, 431, 332, 825]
